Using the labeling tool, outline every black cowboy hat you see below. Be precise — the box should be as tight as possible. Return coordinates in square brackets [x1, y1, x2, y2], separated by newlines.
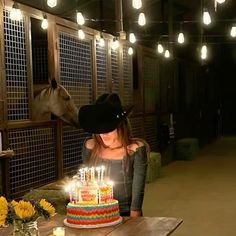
[79, 93, 133, 134]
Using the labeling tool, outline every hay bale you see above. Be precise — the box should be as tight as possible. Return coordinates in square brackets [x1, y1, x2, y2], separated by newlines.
[176, 138, 199, 160]
[146, 152, 161, 183]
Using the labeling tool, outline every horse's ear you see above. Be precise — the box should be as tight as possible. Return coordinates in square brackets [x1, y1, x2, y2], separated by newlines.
[51, 78, 58, 89]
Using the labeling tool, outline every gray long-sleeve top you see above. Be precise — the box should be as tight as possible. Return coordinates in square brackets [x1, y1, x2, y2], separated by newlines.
[82, 145, 148, 215]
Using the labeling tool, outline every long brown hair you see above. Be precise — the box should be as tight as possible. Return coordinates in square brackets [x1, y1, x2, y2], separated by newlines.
[88, 118, 149, 166]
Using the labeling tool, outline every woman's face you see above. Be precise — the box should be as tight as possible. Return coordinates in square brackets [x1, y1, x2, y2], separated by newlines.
[99, 129, 119, 147]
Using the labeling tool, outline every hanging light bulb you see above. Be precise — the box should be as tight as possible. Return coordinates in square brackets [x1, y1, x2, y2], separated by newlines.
[128, 47, 134, 55]
[164, 49, 170, 58]
[111, 38, 119, 50]
[203, 9, 211, 25]
[177, 32, 185, 44]
[47, 0, 57, 8]
[201, 44, 207, 54]
[41, 14, 48, 30]
[214, 0, 226, 11]
[78, 28, 85, 39]
[201, 52, 207, 60]
[157, 43, 164, 54]
[129, 33, 136, 44]
[201, 44, 207, 60]
[76, 11, 85, 25]
[132, 0, 142, 9]
[99, 34, 105, 47]
[10, 2, 23, 21]
[138, 13, 146, 26]
[216, 0, 225, 3]
[230, 25, 236, 37]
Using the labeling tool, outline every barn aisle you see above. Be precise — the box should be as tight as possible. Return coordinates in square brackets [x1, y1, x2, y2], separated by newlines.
[143, 136, 236, 236]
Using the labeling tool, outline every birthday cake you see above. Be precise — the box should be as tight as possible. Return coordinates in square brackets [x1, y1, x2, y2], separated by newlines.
[64, 166, 122, 228]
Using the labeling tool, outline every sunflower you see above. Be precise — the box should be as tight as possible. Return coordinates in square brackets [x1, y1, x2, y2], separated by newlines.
[39, 199, 55, 217]
[13, 200, 36, 220]
[0, 196, 8, 214]
[0, 196, 56, 227]
[11, 200, 18, 207]
[0, 196, 8, 226]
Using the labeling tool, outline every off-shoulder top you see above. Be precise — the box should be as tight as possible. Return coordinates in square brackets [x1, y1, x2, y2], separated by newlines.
[82, 144, 148, 216]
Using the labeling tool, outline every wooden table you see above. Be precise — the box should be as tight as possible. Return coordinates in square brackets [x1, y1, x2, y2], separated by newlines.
[0, 215, 183, 236]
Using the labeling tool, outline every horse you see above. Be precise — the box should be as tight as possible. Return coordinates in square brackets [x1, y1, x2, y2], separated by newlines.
[32, 79, 79, 128]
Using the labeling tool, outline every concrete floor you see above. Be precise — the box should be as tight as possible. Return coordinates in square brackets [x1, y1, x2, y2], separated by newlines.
[143, 136, 236, 236]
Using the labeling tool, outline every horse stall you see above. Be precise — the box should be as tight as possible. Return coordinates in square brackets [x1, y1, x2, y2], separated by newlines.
[0, 0, 160, 199]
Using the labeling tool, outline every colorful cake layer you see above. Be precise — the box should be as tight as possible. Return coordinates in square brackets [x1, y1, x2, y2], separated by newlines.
[66, 200, 120, 225]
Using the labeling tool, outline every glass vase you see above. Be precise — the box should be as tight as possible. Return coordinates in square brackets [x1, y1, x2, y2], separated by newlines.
[13, 220, 40, 236]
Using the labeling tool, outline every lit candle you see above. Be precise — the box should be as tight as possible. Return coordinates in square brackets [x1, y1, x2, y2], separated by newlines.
[79, 168, 85, 183]
[74, 181, 78, 204]
[84, 167, 89, 183]
[96, 167, 101, 182]
[65, 183, 73, 202]
[90, 167, 95, 182]
[53, 227, 65, 236]
[108, 181, 114, 200]
[101, 165, 105, 182]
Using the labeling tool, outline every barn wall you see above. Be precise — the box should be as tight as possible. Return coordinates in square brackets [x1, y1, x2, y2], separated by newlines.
[0, 1, 142, 198]
[0, 1, 219, 198]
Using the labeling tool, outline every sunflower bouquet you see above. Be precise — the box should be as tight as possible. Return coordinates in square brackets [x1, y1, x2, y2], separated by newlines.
[0, 196, 55, 235]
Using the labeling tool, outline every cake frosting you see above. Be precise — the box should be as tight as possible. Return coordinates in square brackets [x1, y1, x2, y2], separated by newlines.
[64, 166, 121, 227]
[66, 200, 120, 225]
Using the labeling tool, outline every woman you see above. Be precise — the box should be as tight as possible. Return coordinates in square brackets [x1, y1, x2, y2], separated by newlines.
[79, 93, 149, 217]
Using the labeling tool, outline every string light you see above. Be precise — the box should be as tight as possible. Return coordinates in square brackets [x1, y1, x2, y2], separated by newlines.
[111, 38, 119, 50]
[201, 44, 208, 60]
[129, 33, 136, 43]
[78, 27, 85, 39]
[99, 33, 105, 47]
[216, 0, 226, 3]
[10, 2, 23, 21]
[76, 11, 85, 25]
[215, 0, 226, 11]
[138, 13, 146, 26]
[177, 32, 185, 44]
[132, 0, 142, 9]
[41, 14, 48, 30]
[128, 47, 134, 55]
[203, 9, 211, 25]
[164, 49, 170, 58]
[157, 43, 164, 54]
[47, 0, 57, 8]
[13, 0, 236, 63]
[230, 24, 236, 37]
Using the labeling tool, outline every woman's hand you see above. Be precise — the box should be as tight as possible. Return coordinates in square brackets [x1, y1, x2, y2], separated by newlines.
[130, 210, 142, 217]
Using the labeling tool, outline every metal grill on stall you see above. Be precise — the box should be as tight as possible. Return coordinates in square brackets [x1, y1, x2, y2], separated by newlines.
[3, 10, 29, 121]
[111, 49, 120, 94]
[8, 127, 57, 198]
[96, 41, 108, 97]
[130, 116, 144, 139]
[58, 31, 94, 174]
[143, 56, 159, 112]
[59, 32, 93, 107]
[122, 44, 133, 106]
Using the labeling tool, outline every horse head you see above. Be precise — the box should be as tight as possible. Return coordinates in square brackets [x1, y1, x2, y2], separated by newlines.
[33, 79, 79, 128]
